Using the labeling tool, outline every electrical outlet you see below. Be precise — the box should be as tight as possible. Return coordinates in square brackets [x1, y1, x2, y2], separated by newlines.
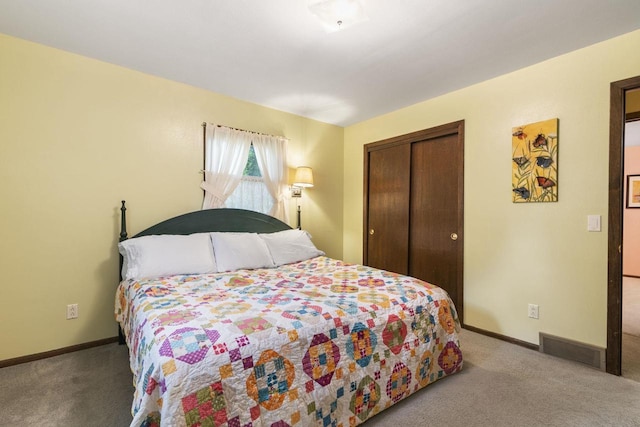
[528, 304, 539, 319]
[67, 304, 78, 319]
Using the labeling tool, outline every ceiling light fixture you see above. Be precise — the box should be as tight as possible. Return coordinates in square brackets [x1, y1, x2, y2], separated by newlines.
[308, 0, 368, 33]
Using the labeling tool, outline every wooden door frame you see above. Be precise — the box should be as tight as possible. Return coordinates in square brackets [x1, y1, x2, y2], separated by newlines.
[363, 120, 465, 322]
[607, 75, 640, 375]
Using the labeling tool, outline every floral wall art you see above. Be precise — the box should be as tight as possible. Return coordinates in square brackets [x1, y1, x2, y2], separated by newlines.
[512, 118, 558, 203]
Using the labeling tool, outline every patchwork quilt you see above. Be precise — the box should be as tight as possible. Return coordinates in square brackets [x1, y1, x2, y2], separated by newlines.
[115, 256, 463, 427]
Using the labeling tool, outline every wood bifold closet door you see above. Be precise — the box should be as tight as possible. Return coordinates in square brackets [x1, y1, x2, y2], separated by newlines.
[364, 121, 464, 320]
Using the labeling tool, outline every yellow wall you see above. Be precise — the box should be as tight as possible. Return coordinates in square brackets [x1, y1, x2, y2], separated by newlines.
[344, 29, 640, 348]
[0, 34, 343, 360]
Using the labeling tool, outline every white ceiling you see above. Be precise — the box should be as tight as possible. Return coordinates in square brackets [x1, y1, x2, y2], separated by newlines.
[1, 0, 639, 127]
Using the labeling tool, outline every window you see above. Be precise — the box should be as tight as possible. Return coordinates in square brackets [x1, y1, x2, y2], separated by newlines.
[225, 144, 274, 214]
[201, 123, 289, 222]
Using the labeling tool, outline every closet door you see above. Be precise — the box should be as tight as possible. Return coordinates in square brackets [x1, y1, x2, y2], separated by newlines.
[364, 121, 464, 321]
[364, 143, 411, 275]
[409, 130, 463, 313]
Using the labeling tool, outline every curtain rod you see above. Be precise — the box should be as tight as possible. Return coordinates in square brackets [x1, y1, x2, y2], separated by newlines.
[201, 122, 286, 138]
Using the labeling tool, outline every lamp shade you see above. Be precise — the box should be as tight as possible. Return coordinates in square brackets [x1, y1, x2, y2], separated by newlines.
[293, 167, 314, 188]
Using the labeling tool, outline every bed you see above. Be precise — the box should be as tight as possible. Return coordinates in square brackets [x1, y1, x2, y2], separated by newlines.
[115, 201, 463, 427]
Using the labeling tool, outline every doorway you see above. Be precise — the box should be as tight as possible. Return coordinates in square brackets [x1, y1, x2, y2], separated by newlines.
[607, 75, 640, 376]
[621, 89, 640, 380]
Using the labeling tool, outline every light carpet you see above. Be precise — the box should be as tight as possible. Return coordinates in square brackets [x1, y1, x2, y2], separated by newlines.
[622, 332, 640, 382]
[623, 276, 640, 337]
[2, 329, 640, 427]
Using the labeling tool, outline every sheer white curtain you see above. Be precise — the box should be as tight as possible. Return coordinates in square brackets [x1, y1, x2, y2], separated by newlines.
[225, 175, 274, 214]
[252, 134, 290, 223]
[200, 124, 252, 209]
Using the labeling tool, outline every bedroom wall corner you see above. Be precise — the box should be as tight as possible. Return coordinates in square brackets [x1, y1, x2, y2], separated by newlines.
[342, 29, 640, 349]
[0, 33, 343, 361]
[289, 118, 345, 258]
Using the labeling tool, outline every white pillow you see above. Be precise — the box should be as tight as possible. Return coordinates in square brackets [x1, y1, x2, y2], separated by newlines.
[259, 229, 325, 266]
[210, 232, 275, 272]
[118, 233, 217, 280]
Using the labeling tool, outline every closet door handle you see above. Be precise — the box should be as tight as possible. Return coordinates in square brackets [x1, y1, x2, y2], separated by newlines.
[370, 229, 375, 235]
[450, 233, 458, 241]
